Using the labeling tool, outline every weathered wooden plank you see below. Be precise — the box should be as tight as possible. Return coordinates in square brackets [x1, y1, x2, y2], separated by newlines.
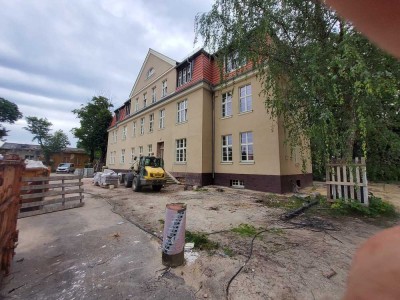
[18, 202, 84, 218]
[362, 163, 369, 205]
[349, 166, 355, 199]
[20, 182, 83, 191]
[20, 188, 84, 200]
[327, 163, 366, 167]
[22, 175, 83, 182]
[336, 166, 342, 198]
[331, 167, 337, 200]
[325, 181, 366, 186]
[342, 166, 348, 200]
[326, 166, 331, 200]
[21, 195, 84, 208]
[355, 158, 361, 201]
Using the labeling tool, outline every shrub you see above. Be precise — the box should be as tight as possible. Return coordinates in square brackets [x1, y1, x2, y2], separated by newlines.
[330, 196, 397, 218]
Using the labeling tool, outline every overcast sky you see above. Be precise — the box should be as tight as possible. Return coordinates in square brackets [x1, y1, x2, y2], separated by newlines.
[0, 0, 212, 147]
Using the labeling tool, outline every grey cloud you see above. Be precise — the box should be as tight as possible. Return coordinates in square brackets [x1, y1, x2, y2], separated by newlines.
[0, 0, 212, 146]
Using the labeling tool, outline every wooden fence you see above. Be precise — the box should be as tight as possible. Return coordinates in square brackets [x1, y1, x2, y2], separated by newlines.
[326, 157, 369, 205]
[19, 175, 84, 218]
[0, 155, 25, 281]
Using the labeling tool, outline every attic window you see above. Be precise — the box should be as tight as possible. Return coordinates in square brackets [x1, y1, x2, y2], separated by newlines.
[147, 67, 154, 78]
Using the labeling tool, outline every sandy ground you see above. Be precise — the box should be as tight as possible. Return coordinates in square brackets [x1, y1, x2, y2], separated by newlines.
[0, 188, 195, 300]
[84, 179, 400, 300]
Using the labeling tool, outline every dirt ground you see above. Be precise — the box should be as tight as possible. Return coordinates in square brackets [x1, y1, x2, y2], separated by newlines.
[84, 179, 400, 300]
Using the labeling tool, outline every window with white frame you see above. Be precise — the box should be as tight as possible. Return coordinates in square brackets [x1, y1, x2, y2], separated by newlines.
[147, 67, 154, 78]
[121, 149, 125, 164]
[113, 130, 118, 143]
[176, 138, 187, 162]
[240, 131, 254, 161]
[148, 144, 153, 156]
[225, 51, 246, 73]
[122, 126, 127, 140]
[140, 117, 145, 135]
[149, 113, 154, 133]
[239, 84, 252, 113]
[130, 147, 135, 163]
[139, 146, 143, 157]
[222, 92, 232, 117]
[143, 93, 147, 108]
[178, 63, 193, 87]
[222, 135, 233, 162]
[177, 99, 187, 123]
[111, 131, 115, 144]
[162, 80, 167, 97]
[230, 180, 244, 188]
[132, 121, 136, 137]
[152, 87, 156, 103]
[135, 98, 139, 111]
[110, 151, 115, 164]
[159, 109, 165, 129]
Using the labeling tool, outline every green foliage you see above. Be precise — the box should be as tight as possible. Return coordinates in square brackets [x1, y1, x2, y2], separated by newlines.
[196, 0, 400, 180]
[24, 116, 52, 146]
[231, 224, 258, 237]
[222, 246, 234, 257]
[330, 196, 397, 218]
[42, 130, 70, 162]
[72, 96, 113, 163]
[0, 97, 23, 140]
[24, 117, 70, 164]
[185, 231, 219, 250]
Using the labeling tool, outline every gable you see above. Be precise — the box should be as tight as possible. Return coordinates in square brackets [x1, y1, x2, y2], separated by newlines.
[129, 49, 177, 98]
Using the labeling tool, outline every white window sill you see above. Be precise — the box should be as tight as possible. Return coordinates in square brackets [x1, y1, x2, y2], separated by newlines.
[240, 161, 255, 165]
[176, 120, 188, 125]
[238, 110, 253, 116]
[158, 127, 165, 131]
[148, 131, 154, 134]
[220, 161, 233, 165]
[221, 115, 233, 120]
[174, 162, 187, 165]
[231, 185, 245, 189]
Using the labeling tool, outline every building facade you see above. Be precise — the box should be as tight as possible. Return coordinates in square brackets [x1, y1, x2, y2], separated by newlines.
[0, 143, 89, 171]
[106, 48, 312, 193]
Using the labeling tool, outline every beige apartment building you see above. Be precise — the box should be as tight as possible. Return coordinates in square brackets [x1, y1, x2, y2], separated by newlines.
[106, 48, 312, 193]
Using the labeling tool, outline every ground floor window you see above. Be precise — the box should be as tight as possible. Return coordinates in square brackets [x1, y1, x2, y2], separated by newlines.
[176, 138, 186, 162]
[240, 131, 254, 162]
[230, 179, 244, 188]
[222, 134, 232, 162]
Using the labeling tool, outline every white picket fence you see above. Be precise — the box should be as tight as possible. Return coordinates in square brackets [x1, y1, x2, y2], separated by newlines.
[326, 157, 369, 205]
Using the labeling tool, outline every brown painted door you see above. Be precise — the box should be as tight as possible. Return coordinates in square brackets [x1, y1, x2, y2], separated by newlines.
[157, 142, 164, 159]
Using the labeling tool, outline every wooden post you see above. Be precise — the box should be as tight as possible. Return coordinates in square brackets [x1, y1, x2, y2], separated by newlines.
[349, 164, 355, 200]
[61, 178, 65, 206]
[79, 176, 82, 204]
[336, 165, 342, 199]
[326, 166, 330, 200]
[361, 157, 368, 205]
[343, 165, 348, 201]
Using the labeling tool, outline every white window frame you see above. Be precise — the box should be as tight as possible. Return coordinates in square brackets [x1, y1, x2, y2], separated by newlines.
[222, 135, 233, 162]
[148, 144, 153, 156]
[162, 80, 167, 97]
[143, 93, 147, 108]
[225, 51, 246, 73]
[130, 147, 135, 163]
[159, 109, 165, 129]
[231, 179, 244, 188]
[140, 117, 145, 135]
[149, 113, 154, 133]
[240, 131, 254, 162]
[152, 87, 156, 103]
[122, 126, 127, 140]
[139, 146, 143, 157]
[177, 99, 188, 123]
[222, 92, 232, 117]
[113, 130, 118, 143]
[239, 84, 252, 113]
[147, 67, 154, 78]
[110, 151, 115, 165]
[176, 138, 187, 162]
[135, 98, 139, 111]
[132, 121, 136, 137]
[121, 149, 125, 164]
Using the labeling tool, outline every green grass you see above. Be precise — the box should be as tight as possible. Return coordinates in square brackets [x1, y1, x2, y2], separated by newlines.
[231, 224, 258, 237]
[330, 195, 398, 218]
[185, 231, 219, 250]
[222, 246, 235, 257]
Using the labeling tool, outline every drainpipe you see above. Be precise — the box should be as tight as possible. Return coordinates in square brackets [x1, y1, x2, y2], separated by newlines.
[212, 89, 215, 181]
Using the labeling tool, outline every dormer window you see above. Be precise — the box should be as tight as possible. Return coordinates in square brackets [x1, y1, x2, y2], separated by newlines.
[225, 51, 246, 73]
[147, 67, 154, 78]
[177, 62, 193, 87]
